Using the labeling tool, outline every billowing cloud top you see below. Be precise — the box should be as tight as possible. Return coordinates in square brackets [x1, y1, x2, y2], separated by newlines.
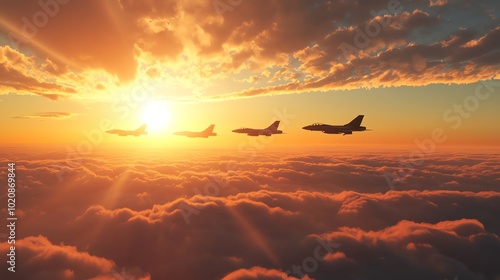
[0, 148, 499, 279]
[0, 0, 498, 100]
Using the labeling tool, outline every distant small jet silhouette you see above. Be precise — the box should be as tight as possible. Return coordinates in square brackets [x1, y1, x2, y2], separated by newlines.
[106, 124, 148, 137]
[302, 115, 367, 136]
[174, 124, 217, 138]
[232, 121, 283, 136]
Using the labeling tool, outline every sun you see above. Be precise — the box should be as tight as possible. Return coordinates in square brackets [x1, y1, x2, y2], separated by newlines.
[140, 102, 171, 133]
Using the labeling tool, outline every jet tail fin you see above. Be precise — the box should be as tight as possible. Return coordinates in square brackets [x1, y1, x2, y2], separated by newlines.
[345, 115, 364, 127]
[203, 124, 215, 133]
[136, 124, 147, 133]
[266, 121, 280, 132]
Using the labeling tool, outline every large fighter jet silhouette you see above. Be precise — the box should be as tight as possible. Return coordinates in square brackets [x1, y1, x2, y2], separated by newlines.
[106, 124, 148, 137]
[232, 121, 283, 136]
[174, 124, 217, 138]
[302, 115, 367, 135]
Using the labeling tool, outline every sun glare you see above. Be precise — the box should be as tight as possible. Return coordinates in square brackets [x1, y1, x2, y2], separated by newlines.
[141, 102, 171, 133]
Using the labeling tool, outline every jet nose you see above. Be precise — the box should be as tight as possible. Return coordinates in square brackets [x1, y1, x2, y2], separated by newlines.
[302, 126, 310, 130]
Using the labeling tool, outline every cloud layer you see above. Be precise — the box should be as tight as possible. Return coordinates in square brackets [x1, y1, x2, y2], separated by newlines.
[1, 148, 499, 279]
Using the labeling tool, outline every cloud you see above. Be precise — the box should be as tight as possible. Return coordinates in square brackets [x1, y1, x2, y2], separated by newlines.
[13, 111, 77, 120]
[0, 235, 151, 279]
[221, 267, 311, 280]
[220, 24, 500, 99]
[0, 46, 78, 100]
[0, 0, 498, 100]
[47, 189, 500, 279]
[1, 148, 499, 279]
[430, 0, 449, 7]
[0, 235, 113, 279]
[315, 218, 500, 280]
[0, 0, 138, 80]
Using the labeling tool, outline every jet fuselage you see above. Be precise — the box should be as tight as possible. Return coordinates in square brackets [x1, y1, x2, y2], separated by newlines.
[232, 121, 283, 136]
[106, 124, 148, 137]
[174, 131, 217, 138]
[232, 128, 283, 136]
[302, 124, 366, 133]
[302, 115, 367, 135]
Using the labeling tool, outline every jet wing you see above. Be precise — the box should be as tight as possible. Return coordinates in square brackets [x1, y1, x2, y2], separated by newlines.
[323, 130, 352, 135]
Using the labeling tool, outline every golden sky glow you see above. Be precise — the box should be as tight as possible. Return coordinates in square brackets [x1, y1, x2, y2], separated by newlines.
[0, 0, 498, 148]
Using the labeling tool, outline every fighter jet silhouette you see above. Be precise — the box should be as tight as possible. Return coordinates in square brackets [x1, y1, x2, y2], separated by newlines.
[106, 124, 148, 137]
[174, 124, 217, 138]
[302, 115, 367, 136]
[232, 121, 283, 136]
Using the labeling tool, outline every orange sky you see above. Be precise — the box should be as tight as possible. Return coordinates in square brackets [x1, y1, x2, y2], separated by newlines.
[1, 82, 499, 149]
[0, 0, 499, 149]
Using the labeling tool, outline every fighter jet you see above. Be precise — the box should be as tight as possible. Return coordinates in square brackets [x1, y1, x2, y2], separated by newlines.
[232, 121, 283, 136]
[302, 115, 367, 136]
[174, 124, 217, 138]
[106, 124, 148, 137]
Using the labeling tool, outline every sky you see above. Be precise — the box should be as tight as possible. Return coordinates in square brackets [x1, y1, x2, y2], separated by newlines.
[0, 0, 499, 279]
[0, 0, 499, 148]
